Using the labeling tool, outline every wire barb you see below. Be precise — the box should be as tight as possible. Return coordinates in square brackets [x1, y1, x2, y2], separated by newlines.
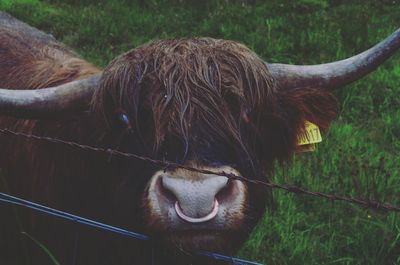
[0, 127, 399, 212]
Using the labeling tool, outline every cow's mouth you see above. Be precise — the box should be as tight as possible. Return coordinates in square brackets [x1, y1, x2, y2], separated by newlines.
[152, 229, 245, 254]
[148, 230, 244, 265]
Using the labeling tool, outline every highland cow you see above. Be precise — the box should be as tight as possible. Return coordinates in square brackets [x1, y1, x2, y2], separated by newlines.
[0, 11, 399, 265]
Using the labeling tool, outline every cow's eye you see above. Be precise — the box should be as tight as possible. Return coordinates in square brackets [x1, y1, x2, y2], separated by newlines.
[119, 113, 130, 126]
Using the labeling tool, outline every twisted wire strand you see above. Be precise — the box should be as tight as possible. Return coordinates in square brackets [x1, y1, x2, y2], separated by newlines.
[0, 128, 399, 212]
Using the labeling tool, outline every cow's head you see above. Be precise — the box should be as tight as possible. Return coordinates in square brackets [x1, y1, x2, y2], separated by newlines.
[87, 38, 338, 254]
[0, 30, 399, 261]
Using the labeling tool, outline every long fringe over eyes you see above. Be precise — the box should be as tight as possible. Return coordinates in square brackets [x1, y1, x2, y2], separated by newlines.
[92, 38, 276, 156]
[91, 37, 337, 164]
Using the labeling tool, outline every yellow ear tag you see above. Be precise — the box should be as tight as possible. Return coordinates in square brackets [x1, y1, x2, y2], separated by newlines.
[297, 121, 322, 152]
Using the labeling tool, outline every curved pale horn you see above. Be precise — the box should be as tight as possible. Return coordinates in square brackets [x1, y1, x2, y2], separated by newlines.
[267, 28, 400, 90]
[0, 75, 100, 119]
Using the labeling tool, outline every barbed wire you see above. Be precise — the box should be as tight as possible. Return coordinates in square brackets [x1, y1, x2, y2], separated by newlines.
[0, 127, 399, 212]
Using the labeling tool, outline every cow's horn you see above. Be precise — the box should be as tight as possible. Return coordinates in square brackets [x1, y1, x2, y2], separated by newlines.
[267, 28, 400, 90]
[0, 75, 100, 119]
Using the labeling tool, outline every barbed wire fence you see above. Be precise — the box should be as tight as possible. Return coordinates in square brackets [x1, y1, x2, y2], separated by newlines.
[1, 128, 399, 212]
[0, 127, 399, 265]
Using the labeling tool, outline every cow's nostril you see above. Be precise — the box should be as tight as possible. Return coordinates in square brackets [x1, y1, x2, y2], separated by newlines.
[215, 179, 238, 203]
[158, 176, 177, 202]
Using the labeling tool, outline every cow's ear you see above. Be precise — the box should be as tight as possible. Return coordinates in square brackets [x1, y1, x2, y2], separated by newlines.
[278, 87, 338, 133]
[256, 87, 337, 163]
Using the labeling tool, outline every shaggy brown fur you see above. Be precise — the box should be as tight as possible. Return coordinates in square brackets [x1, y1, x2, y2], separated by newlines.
[0, 12, 99, 89]
[0, 12, 338, 265]
[0, 12, 109, 265]
[93, 38, 337, 166]
[93, 38, 276, 161]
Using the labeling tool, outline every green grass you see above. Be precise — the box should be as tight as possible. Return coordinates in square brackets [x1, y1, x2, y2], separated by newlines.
[1, 0, 400, 264]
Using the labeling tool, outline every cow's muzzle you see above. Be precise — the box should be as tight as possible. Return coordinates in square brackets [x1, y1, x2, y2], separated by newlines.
[145, 165, 247, 230]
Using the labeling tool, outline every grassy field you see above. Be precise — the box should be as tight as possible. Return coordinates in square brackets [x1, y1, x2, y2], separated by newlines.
[1, 0, 400, 264]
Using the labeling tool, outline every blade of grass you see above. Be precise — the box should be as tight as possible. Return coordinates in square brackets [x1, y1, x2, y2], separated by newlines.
[21, 231, 61, 265]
